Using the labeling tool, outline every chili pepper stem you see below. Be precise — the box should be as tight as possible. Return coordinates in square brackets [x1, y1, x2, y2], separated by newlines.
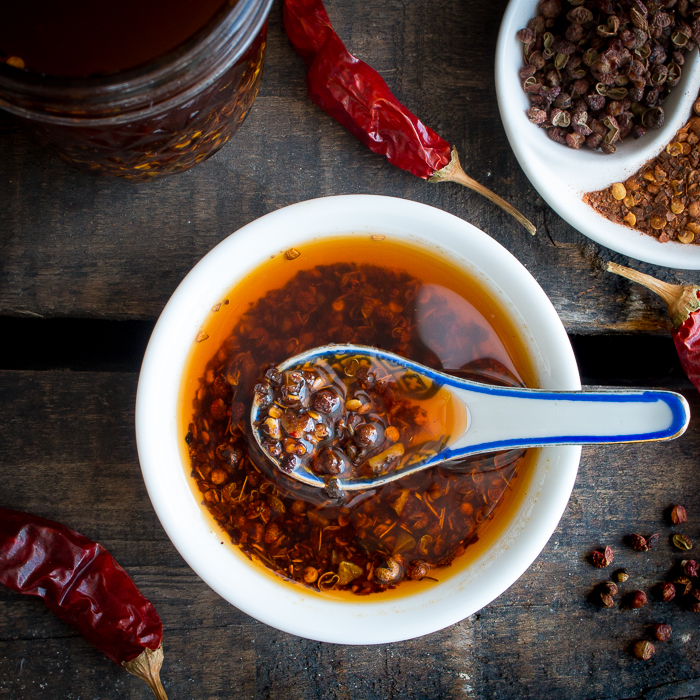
[430, 148, 536, 235]
[122, 645, 168, 700]
[606, 261, 700, 328]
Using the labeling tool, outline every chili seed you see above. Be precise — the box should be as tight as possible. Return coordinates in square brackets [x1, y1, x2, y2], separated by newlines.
[616, 569, 629, 583]
[460, 501, 474, 516]
[671, 197, 685, 214]
[303, 567, 319, 583]
[611, 183, 626, 200]
[374, 557, 403, 584]
[385, 426, 400, 442]
[263, 417, 281, 439]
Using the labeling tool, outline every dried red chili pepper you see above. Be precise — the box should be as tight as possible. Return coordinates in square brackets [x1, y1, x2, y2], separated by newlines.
[283, 0, 535, 235]
[607, 262, 700, 393]
[0, 508, 167, 699]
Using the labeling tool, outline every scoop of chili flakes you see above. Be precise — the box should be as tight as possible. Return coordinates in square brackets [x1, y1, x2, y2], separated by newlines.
[585, 115, 700, 245]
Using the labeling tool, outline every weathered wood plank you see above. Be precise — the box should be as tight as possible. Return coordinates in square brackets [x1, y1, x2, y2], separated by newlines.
[1, 370, 700, 699]
[1, 1, 696, 333]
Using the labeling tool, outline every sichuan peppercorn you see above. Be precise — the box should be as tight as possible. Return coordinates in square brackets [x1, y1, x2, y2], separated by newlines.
[407, 560, 431, 581]
[628, 534, 649, 551]
[682, 560, 699, 577]
[652, 623, 672, 642]
[590, 546, 614, 568]
[632, 640, 655, 660]
[670, 505, 688, 524]
[519, 0, 694, 153]
[628, 590, 648, 608]
[657, 582, 676, 602]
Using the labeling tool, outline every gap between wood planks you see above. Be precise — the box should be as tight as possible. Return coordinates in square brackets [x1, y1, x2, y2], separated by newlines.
[0, 316, 688, 385]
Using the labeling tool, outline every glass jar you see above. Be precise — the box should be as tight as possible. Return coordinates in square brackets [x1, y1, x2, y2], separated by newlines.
[0, 0, 274, 180]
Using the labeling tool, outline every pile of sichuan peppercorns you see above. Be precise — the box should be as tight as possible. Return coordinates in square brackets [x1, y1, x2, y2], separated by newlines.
[517, 0, 699, 152]
[588, 504, 695, 660]
[253, 359, 414, 489]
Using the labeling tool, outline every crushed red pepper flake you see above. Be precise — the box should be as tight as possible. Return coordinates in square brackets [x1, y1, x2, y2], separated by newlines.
[585, 116, 700, 244]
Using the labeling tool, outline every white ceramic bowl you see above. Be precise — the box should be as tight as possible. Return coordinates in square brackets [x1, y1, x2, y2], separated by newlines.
[496, 0, 700, 269]
[135, 195, 582, 644]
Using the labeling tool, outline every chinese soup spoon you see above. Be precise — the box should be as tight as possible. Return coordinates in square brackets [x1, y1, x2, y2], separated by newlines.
[250, 344, 689, 492]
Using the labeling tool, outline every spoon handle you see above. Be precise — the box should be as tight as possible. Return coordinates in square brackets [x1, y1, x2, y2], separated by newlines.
[446, 382, 689, 457]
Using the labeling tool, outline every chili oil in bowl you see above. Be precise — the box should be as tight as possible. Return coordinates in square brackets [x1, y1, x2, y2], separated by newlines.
[136, 195, 581, 643]
[496, 0, 700, 268]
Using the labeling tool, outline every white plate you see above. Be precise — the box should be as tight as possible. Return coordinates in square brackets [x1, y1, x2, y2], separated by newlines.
[496, 0, 700, 269]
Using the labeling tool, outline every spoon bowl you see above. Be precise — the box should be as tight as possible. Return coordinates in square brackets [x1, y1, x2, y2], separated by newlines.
[251, 344, 690, 492]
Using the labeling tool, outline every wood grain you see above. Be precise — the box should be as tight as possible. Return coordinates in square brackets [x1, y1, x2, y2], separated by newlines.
[1, 1, 697, 333]
[1, 369, 699, 700]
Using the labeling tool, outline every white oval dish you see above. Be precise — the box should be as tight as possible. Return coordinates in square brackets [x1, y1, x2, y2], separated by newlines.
[496, 0, 700, 269]
[135, 195, 582, 644]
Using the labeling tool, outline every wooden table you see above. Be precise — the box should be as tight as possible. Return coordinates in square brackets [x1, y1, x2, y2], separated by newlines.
[2, 2, 700, 698]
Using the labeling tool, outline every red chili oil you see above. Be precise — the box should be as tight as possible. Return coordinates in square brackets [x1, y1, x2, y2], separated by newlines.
[0, 0, 229, 77]
[180, 236, 538, 597]
[0, 0, 270, 180]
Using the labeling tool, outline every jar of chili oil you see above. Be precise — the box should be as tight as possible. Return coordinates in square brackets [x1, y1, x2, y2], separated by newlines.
[0, 0, 274, 180]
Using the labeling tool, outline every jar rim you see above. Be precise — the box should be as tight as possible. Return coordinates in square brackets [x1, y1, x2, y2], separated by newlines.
[0, 0, 273, 124]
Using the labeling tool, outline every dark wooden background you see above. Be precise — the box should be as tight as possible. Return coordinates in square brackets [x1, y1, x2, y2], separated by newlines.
[2, 1, 700, 698]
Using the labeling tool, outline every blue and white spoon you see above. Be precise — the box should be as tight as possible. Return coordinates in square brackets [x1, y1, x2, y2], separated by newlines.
[251, 344, 690, 491]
